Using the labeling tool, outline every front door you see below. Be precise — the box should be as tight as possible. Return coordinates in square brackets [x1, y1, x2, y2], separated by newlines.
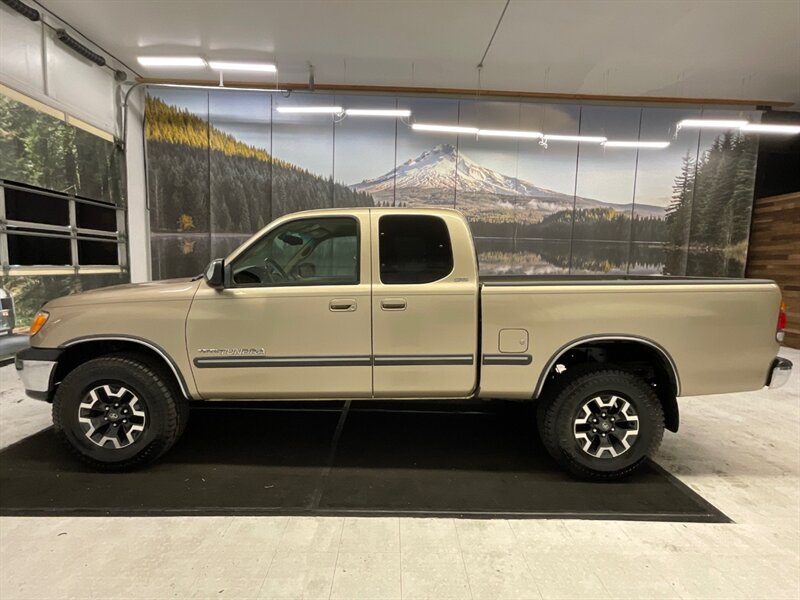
[187, 213, 372, 399]
[370, 211, 479, 397]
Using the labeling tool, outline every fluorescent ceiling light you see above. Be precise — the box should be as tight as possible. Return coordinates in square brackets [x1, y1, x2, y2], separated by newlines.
[543, 134, 607, 143]
[478, 129, 542, 139]
[603, 140, 670, 148]
[345, 109, 411, 117]
[412, 123, 478, 134]
[137, 56, 206, 67]
[208, 61, 276, 72]
[740, 123, 800, 135]
[276, 106, 343, 114]
[678, 119, 749, 129]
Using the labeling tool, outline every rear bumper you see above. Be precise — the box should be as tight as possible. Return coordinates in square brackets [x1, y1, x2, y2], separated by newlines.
[15, 347, 62, 401]
[767, 357, 793, 390]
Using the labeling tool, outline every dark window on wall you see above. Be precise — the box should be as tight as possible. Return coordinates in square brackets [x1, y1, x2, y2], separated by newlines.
[76, 202, 117, 232]
[7, 234, 71, 266]
[1, 181, 126, 271]
[379, 215, 453, 284]
[78, 240, 118, 265]
[5, 187, 70, 226]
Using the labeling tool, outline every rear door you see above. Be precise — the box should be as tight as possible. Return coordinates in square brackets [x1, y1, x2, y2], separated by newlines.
[370, 211, 479, 397]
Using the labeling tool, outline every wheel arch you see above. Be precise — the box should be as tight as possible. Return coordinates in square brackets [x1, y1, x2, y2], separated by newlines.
[54, 336, 191, 400]
[535, 335, 681, 432]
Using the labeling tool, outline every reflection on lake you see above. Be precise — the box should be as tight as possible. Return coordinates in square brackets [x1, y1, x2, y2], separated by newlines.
[474, 237, 745, 277]
[151, 233, 745, 280]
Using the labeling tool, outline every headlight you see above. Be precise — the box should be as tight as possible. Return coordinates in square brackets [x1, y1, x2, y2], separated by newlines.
[29, 311, 50, 335]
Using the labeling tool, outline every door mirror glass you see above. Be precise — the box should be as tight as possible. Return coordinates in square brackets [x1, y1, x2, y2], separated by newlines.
[204, 258, 225, 289]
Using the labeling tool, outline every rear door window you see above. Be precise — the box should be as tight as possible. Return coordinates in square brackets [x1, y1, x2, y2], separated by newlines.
[378, 215, 453, 284]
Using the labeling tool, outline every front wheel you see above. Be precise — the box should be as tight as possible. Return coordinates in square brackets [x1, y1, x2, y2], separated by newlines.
[53, 353, 185, 471]
[538, 368, 665, 481]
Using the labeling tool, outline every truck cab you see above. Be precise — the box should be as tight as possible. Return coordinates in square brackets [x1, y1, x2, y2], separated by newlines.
[188, 208, 479, 399]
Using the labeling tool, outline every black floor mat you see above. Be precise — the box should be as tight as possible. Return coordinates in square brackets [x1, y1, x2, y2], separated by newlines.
[0, 401, 728, 521]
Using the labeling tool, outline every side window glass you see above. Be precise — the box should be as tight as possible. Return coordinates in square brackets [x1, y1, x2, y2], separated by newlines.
[231, 217, 359, 287]
[379, 215, 454, 284]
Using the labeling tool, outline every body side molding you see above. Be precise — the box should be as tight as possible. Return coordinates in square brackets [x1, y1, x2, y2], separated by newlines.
[482, 354, 533, 365]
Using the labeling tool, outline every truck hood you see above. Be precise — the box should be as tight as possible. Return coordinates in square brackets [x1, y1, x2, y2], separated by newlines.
[46, 277, 203, 308]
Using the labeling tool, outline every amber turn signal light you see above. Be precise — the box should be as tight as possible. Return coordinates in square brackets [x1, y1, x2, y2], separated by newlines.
[29, 311, 49, 336]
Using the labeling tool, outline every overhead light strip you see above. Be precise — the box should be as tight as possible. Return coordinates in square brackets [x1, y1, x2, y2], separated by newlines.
[276, 106, 343, 114]
[208, 61, 276, 73]
[345, 109, 411, 117]
[678, 119, 749, 129]
[478, 129, 542, 139]
[741, 123, 800, 135]
[544, 134, 607, 143]
[411, 123, 479, 134]
[603, 140, 670, 148]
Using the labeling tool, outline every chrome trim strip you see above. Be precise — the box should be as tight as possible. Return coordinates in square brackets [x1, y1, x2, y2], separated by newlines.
[482, 354, 533, 365]
[194, 356, 373, 368]
[15, 359, 56, 393]
[533, 335, 681, 399]
[61, 335, 191, 399]
[374, 355, 474, 366]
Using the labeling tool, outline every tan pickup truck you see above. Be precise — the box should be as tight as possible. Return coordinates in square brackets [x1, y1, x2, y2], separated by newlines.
[16, 207, 792, 479]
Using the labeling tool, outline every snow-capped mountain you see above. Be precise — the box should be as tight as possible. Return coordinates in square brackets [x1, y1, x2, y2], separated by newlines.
[352, 143, 665, 218]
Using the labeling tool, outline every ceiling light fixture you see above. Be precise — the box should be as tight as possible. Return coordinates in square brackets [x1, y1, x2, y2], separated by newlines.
[345, 109, 411, 117]
[276, 106, 343, 114]
[543, 134, 607, 143]
[411, 123, 479, 134]
[208, 61, 276, 73]
[677, 119, 749, 129]
[603, 140, 670, 148]
[137, 56, 206, 67]
[740, 123, 800, 135]
[478, 129, 542, 139]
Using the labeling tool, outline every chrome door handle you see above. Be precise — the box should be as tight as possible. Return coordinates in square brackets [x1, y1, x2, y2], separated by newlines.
[381, 298, 407, 310]
[329, 299, 356, 312]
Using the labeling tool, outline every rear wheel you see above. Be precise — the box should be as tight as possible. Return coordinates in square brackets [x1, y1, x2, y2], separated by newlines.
[538, 368, 664, 480]
[53, 353, 186, 471]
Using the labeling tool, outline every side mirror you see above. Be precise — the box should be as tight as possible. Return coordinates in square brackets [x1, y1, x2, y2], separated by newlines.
[204, 259, 225, 289]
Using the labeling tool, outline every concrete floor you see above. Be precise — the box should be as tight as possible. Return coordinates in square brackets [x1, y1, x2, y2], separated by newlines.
[0, 347, 798, 599]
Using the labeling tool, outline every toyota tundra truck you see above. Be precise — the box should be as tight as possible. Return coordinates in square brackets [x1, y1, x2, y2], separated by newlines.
[15, 208, 793, 479]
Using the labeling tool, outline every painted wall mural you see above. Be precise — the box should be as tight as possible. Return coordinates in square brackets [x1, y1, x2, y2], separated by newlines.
[144, 88, 759, 280]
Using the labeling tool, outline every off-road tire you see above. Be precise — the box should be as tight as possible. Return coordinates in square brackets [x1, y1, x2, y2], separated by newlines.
[53, 353, 185, 471]
[538, 367, 664, 481]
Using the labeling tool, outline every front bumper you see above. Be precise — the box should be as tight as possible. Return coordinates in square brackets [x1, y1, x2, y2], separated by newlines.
[767, 357, 793, 390]
[15, 347, 62, 401]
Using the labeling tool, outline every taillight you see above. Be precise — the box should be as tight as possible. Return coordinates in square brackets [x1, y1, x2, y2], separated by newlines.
[777, 301, 787, 342]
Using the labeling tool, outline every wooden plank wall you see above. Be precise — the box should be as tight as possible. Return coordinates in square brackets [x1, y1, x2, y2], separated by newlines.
[746, 191, 800, 348]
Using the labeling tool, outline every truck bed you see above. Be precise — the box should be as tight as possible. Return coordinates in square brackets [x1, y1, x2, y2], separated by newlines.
[477, 275, 781, 400]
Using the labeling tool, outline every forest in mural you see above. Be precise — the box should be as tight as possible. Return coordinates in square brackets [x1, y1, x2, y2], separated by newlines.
[0, 94, 124, 204]
[0, 91, 128, 326]
[144, 89, 759, 279]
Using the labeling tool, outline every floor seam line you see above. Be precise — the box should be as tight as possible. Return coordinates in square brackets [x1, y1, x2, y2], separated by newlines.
[309, 400, 351, 511]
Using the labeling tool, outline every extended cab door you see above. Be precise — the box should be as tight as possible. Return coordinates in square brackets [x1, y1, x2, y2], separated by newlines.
[186, 212, 372, 399]
[370, 211, 479, 397]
